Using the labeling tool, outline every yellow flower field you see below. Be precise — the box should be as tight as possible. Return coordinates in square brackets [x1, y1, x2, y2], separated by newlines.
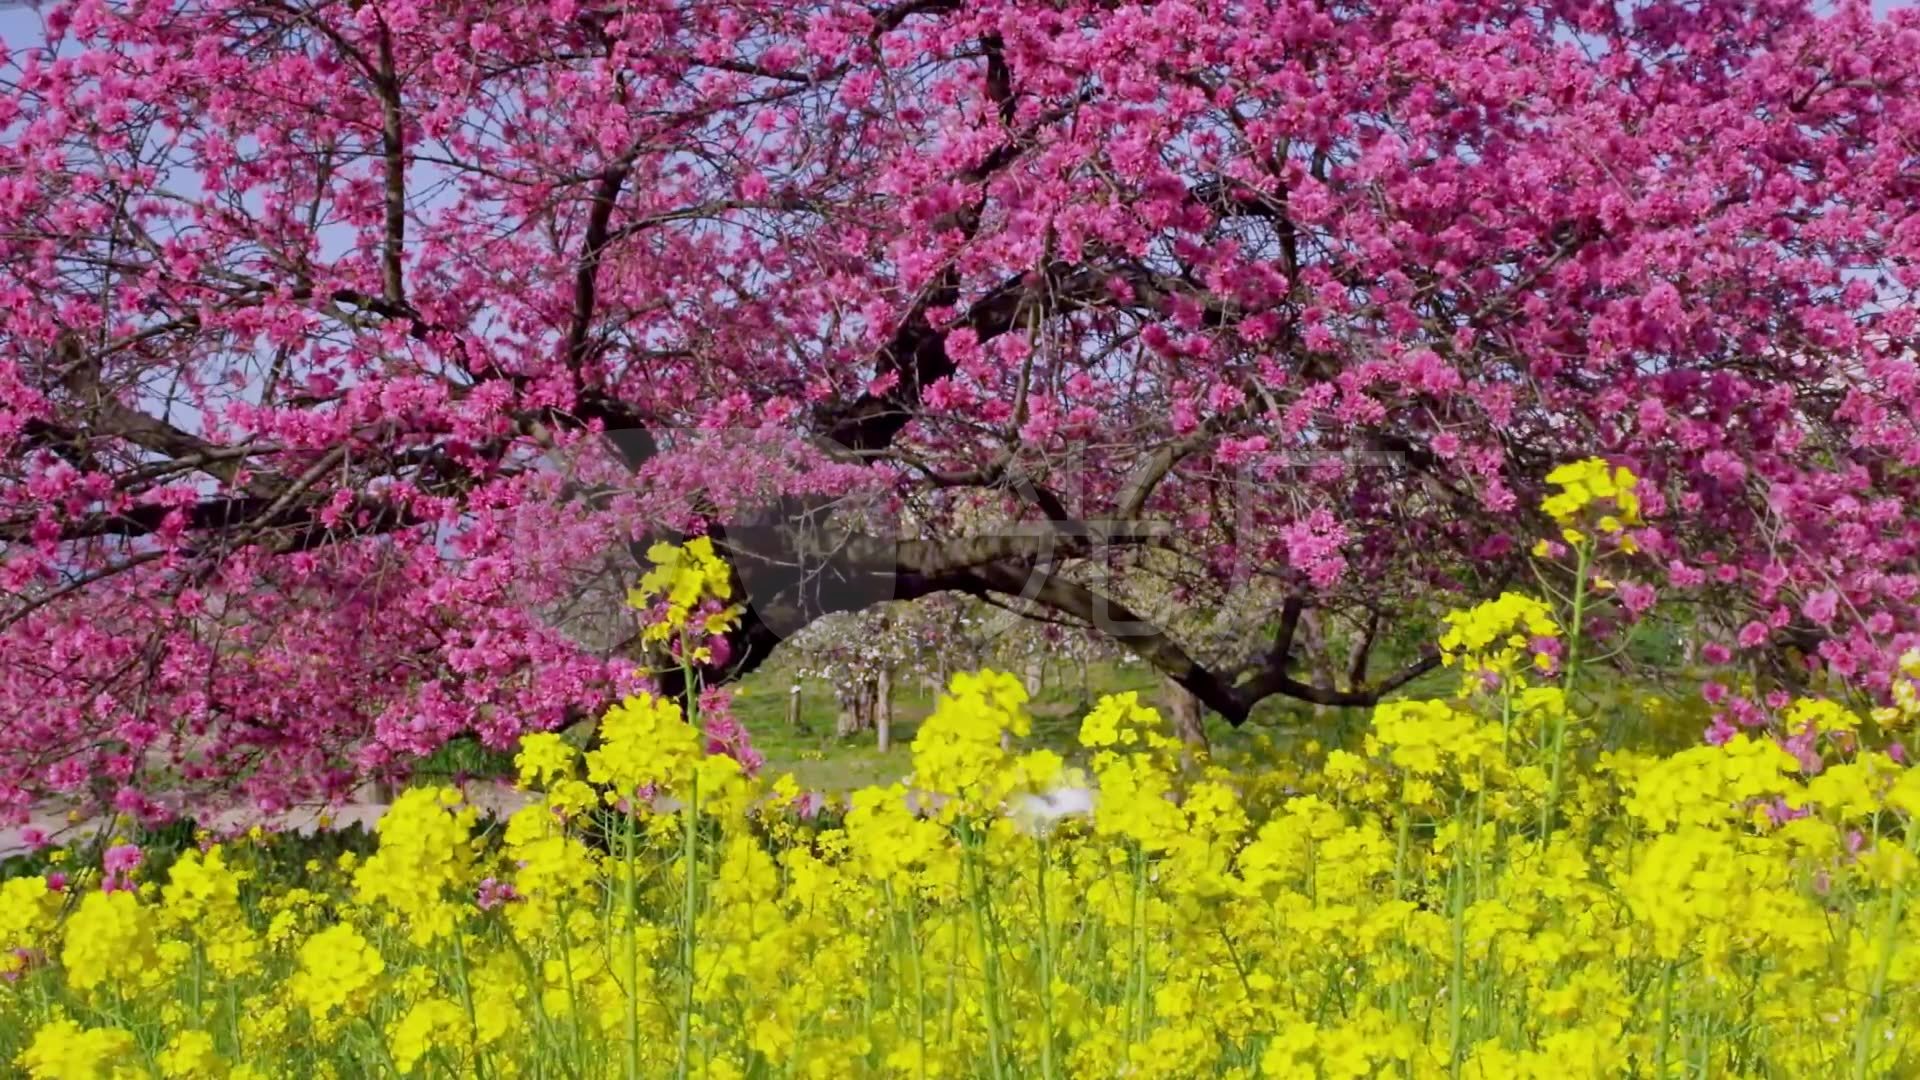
[4, 644, 1919, 1077]
[4, 464, 1919, 1077]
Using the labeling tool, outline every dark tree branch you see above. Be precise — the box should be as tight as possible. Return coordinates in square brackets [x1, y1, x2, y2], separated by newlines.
[374, 17, 407, 307]
[564, 150, 639, 372]
[1347, 610, 1381, 690]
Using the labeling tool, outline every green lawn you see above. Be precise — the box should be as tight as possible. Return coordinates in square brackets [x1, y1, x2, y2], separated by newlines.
[732, 659, 1419, 791]
[734, 661, 1143, 790]
[409, 646, 1704, 796]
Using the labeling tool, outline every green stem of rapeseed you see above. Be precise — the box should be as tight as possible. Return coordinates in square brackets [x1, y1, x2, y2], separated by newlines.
[449, 922, 491, 1080]
[1542, 538, 1593, 836]
[1656, 959, 1675, 1078]
[677, 652, 702, 1080]
[1036, 834, 1057, 1080]
[1390, 803, 1412, 1024]
[1448, 798, 1469, 1078]
[622, 803, 640, 1080]
[963, 824, 1009, 1080]
[895, 880, 929, 1080]
[1126, 842, 1150, 1047]
[1851, 824, 1920, 1079]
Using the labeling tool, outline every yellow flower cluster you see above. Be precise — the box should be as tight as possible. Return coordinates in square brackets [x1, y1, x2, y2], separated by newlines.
[61, 891, 160, 997]
[1875, 648, 1920, 731]
[0, 875, 61, 980]
[1541, 457, 1642, 544]
[1437, 591, 1562, 679]
[909, 668, 1032, 809]
[5, 659, 1920, 1077]
[353, 787, 479, 946]
[513, 731, 577, 788]
[160, 846, 262, 979]
[288, 923, 385, 1027]
[585, 690, 702, 798]
[16, 1021, 139, 1080]
[627, 536, 740, 645]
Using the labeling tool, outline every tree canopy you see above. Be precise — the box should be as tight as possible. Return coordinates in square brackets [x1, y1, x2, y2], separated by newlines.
[3, 0, 1919, 818]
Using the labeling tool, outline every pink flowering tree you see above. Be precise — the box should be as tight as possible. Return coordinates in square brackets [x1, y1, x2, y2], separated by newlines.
[4, 0, 1920, 818]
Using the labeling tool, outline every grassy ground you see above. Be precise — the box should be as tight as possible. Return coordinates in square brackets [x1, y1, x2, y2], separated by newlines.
[734, 661, 1150, 790]
[731, 658, 1440, 791]
[407, 660, 1201, 793]
[409, 642, 1698, 795]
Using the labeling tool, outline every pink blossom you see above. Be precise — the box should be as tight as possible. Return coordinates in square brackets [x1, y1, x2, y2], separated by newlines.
[476, 877, 522, 910]
[1617, 582, 1657, 617]
[0, 0, 1917, 818]
[102, 843, 142, 892]
[698, 687, 764, 776]
[1802, 589, 1841, 628]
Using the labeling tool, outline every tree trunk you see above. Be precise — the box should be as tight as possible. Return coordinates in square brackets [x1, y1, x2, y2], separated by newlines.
[1300, 609, 1340, 722]
[1346, 612, 1380, 692]
[786, 682, 803, 729]
[836, 677, 875, 738]
[1163, 674, 1210, 756]
[875, 667, 893, 753]
[1023, 657, 1045, 696]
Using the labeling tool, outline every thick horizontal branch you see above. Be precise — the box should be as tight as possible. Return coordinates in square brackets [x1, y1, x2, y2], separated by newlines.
[695, 514, 1427, 723]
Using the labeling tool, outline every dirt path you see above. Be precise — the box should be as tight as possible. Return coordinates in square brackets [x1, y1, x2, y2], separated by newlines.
[1, 780, 531, 864]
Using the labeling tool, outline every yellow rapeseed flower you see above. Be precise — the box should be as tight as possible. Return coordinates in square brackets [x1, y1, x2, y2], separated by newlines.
[585, 691, 701, 798]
